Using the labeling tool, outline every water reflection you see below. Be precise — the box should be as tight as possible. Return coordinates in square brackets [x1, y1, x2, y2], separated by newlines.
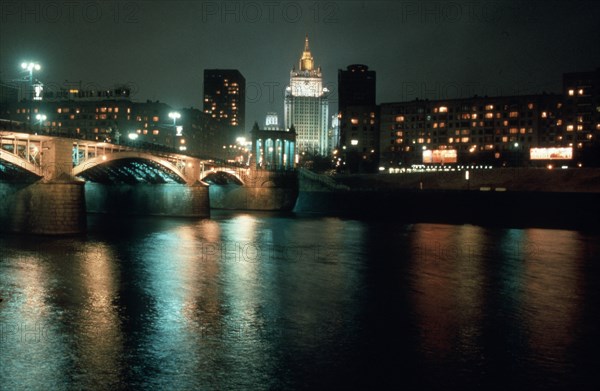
[1, 216, 598, 389]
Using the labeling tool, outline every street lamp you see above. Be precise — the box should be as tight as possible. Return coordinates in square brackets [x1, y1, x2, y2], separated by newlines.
[35, 114, 47, 134]
[21, 61, 41, 129]
[21, 62, 41, 94]
[168, 111, 182, 136]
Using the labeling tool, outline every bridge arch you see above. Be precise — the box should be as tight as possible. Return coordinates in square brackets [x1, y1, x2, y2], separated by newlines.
[73, 151, 193, 184]
[200, 168, 245, 185]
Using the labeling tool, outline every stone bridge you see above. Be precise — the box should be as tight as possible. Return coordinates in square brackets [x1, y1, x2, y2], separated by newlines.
[0, 131, 212, 234]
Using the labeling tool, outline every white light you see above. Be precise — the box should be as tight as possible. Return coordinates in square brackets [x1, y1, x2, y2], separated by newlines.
[21, 62, 27, 69]
[465, 170, 470, 180]
[128, 133, 139, 140]
[379, 166, 385, 171]
[350, 139, 358, 146]
[514, 142, 519, 147]
[168, 111, 181, 120]
[36, 114, 46, 121]
[35, 64, 41, 71]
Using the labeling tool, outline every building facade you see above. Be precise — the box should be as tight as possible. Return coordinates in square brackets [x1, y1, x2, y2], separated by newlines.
[379, 94, 562, 167]
[0, 86, 219, 157]
[203, 69, 246, 148]
[284, 35, 329, 155]
[379, 68, 600, 168]
[337, 64, 378, 172]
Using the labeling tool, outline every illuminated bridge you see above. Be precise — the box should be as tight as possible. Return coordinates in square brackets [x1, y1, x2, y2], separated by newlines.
[0, 131, 213, 234]
[0, 131, 298, 234]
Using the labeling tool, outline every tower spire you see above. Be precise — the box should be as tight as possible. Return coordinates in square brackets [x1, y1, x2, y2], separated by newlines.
[299, 34, 314, 71]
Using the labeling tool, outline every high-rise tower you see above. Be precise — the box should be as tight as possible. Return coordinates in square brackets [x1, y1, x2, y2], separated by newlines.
[203, 69, 246, 152]
[284, 35, 329, 155]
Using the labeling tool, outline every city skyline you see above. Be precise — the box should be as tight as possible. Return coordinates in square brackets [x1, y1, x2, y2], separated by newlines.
[1, 0, 599, 128]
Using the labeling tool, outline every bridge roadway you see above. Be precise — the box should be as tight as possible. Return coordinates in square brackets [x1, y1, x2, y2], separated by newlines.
[0, 131, 267, 234]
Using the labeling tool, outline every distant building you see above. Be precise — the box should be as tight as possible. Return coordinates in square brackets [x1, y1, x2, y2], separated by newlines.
[379, 94, 562, 167]
[265, 112, 280, 130]
[0, 85, 218, 157]
[203, 69, 246, 148]
[562, 68, 600, 165]
[284, 35, 329, 155]
[338, 64, 379, 172]
[338, 64, 376, 110]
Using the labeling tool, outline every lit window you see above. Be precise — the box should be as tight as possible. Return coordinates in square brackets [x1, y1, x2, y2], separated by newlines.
[509, 112, 519, 118]
[57, 108, 62, 113]
[566, 125, 574, 131]
[485, 113, 494, 119]
[577, 125, 583, 131]
[395, 116, 404, 122]
[578, 89, 584, 95]
[485, 105, 494, 110]
[152, 116, 159, 122]
[527, 103, 534, 109]
[153, 130, 159, 135]
[541, 112, 547, 118]
[439, 106, 448, 113]
[461, 137, 469, 143]
[568, 89, 574, 96]
[472, 114, 478, 119]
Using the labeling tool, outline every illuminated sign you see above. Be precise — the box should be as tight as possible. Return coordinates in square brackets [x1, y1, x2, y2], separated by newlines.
[423, 149, 457, 163]
[175, 126, 183, 136]
[530, 147, 573, 160]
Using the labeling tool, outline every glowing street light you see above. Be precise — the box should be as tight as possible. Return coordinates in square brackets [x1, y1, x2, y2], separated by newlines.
[168, 111, 181, 123]
[21, 62, 41, 97]
[35, 113, 46, 134]
[169, 111, 182, 137]
[21, 61, 41, 129]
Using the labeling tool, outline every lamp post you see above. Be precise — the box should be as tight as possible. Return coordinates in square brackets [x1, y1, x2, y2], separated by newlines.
[169, 112, 182, 150]
[35, 114, 46, 134]
[21, 62, 41, 130]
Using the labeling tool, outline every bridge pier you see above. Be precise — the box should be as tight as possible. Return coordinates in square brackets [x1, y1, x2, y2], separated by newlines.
[85, 182, 210, 217]
[0, 178, 86, 235]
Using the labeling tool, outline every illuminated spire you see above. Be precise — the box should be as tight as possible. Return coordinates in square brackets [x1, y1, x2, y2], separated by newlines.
[299, 34, 314, 71]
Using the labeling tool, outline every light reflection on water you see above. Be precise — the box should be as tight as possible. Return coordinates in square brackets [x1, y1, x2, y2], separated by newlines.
[1, 214, 599, 390]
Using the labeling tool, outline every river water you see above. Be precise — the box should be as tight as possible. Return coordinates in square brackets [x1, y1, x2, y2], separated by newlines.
[1, 212, 599, 390]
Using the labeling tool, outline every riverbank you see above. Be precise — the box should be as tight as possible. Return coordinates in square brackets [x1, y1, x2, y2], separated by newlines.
[332, 168, 600, 193]
[294, 168, 600, 228]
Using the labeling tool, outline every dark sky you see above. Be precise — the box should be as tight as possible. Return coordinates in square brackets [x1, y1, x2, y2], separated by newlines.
[1, 0, 599, 127]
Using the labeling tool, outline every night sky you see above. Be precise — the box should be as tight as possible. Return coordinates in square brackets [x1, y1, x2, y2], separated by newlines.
[1, 0, 599, 127]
